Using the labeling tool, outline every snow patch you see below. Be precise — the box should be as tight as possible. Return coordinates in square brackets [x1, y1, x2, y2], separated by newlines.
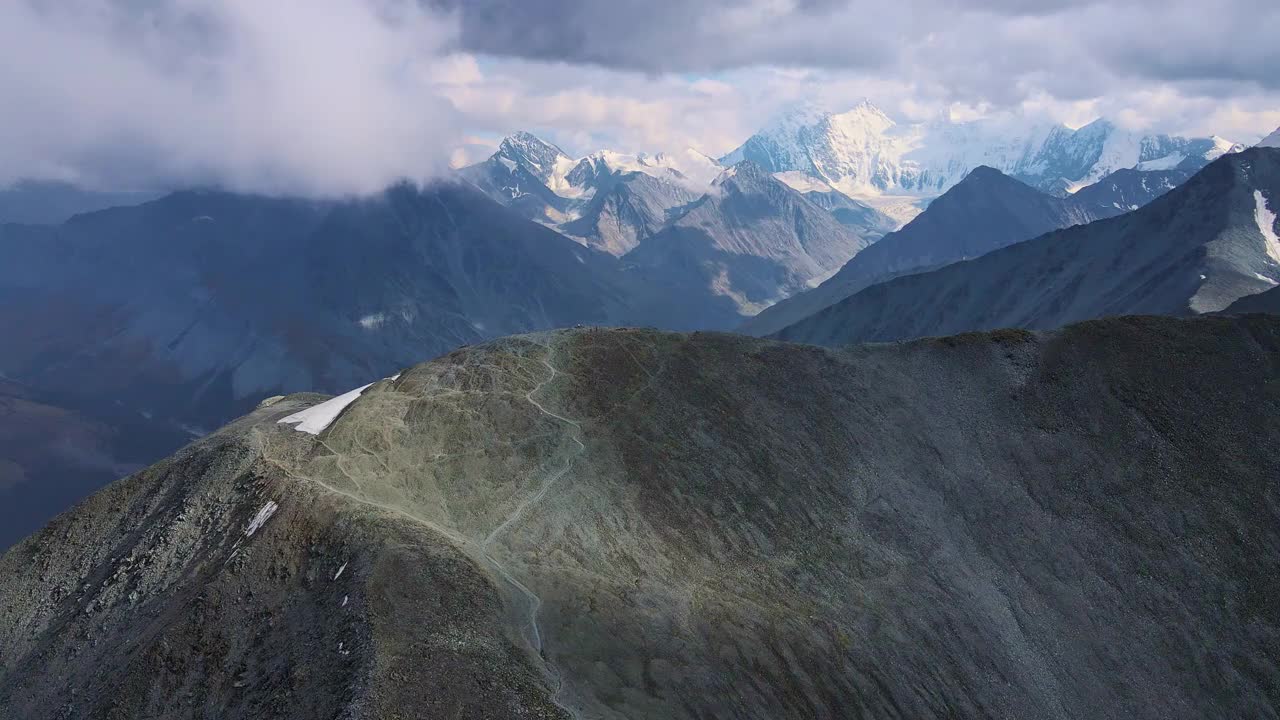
[357, 313, 386, 330]
[245, 500, 279, 537]
[1255, 190, 1280, 265]
[278, 382, 374, 435]
[1136, 152, 1185, 171]
[1255, 272, 1278, 286]
[334, 562, 347, 580]
[773, 171, 836, 194]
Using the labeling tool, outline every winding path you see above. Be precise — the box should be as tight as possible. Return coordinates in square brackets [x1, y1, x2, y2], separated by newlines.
[270, 334, 587, 717]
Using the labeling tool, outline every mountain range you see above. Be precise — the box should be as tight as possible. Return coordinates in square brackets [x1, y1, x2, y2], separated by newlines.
[775, 146, 1280, 346]
[1, 112, 1275, 553]
[720, 100, 1242, 222]
[743, 165, 1129, 335]
[3, 317, 1278, 718]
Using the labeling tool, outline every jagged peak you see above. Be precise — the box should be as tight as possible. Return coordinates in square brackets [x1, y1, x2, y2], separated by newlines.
[840, 97, 892, 120]
[713, 159, 773, 187]
[497, 131, 569, 161]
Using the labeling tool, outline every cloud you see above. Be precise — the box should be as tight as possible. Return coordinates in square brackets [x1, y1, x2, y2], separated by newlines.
[1, 0, 1276, 196]
[438, 0, 1280, 93]
[0, 0, 465, 195]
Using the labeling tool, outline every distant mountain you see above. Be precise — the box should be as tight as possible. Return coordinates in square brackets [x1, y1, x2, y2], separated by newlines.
[775, 147, 1280, 346]
[744, 166, 1118, 336]
[458, 132, 723, 244]
[455, 133, 580, 224]
[1259, 127, 1280, 148]
[800, 188, 898, 236]
[624, 161, 880, 315]
[459, 134, 895, 309]
[558, 169, 700, 255]
[0, 180, 160, 224]
[721, 100, 1242, 216]
[1068, 167, 1192, 215]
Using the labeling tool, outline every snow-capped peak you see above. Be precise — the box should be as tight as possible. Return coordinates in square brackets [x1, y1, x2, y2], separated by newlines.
[576, 147, 723, 189]
[1259, 127, 1280, 149]
[495, 131, 571, 183]
[718, 99, 1241, 203]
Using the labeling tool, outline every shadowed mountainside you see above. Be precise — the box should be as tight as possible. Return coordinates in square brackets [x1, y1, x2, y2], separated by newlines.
[775, 147, 1280, 347]
[0, 181, 748, 547]
[2, 316, 1278, 718]
[743, 165, 1116, 336]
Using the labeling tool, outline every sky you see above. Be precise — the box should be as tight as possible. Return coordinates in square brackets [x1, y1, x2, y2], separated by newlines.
[1, 0, 1278, 195]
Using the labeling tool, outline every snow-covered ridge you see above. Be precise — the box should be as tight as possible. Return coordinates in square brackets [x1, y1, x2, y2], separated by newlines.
[719, 101, 1243, 201]
[489, 131, 724, 200]
[1256, 190, 1280, 265]
[1259, 127, 1280, 149]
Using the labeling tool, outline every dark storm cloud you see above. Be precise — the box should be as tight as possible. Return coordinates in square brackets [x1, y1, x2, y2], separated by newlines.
[436, 0, 1280, 93]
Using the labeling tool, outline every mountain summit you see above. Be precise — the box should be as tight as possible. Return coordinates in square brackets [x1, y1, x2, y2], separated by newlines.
[494, 131, 574, 185]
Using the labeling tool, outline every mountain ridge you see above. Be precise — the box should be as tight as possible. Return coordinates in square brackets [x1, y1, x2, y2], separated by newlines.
[743, 164, 1125, 336]
[774, 147, 1280, 346]
[3, 317, 1279, 718]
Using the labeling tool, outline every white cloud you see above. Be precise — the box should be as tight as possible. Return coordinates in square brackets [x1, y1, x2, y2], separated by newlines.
[0, 0, 465, 195]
